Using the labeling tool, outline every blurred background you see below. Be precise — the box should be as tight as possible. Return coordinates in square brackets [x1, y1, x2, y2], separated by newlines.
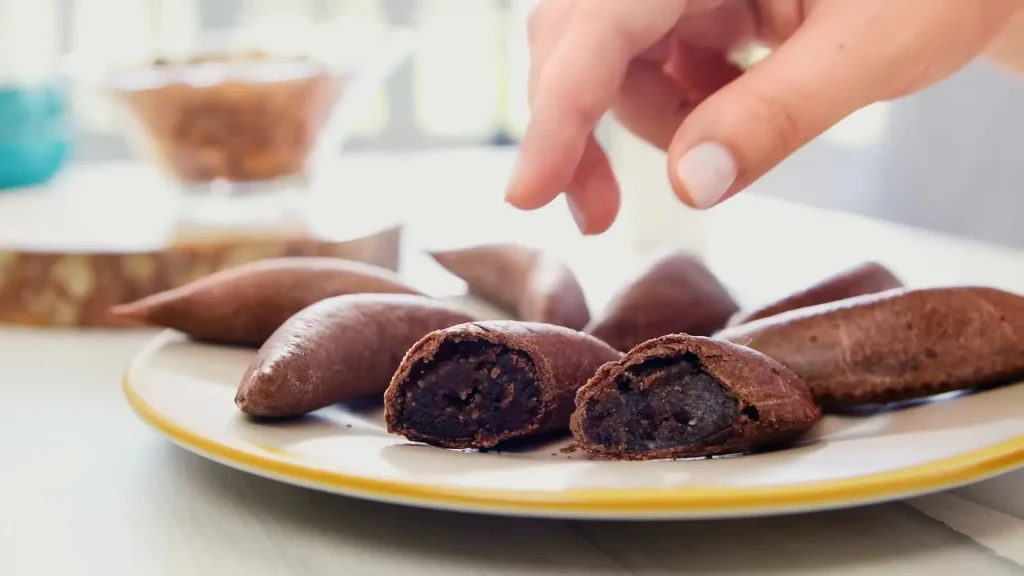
[2, 0, 1024, 246]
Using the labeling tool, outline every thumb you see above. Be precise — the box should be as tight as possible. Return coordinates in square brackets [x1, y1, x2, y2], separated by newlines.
[666, 0, 1017, 209]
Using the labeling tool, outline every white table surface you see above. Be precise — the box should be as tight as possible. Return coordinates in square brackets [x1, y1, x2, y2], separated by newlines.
[2, 148, 1024, 575]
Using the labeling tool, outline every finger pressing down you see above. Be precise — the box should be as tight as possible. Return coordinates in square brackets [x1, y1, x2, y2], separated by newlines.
[564, 135, 621, 235]
[506, 0, 689, 212]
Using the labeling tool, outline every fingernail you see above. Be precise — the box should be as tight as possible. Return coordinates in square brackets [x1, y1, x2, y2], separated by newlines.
[566, 193, 589, 235]
[676, 142, 737, 209]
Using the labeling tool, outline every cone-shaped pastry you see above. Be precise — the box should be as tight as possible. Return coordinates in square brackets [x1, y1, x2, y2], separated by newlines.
[110, 257, 422, 346]
[726, 262, 902, 327]
[428, 244, 590, 330]
[585, 252, 738, 352]
[385, 321, 622, 449]
[717, 286, 1024, 408]
[235, 294, 475, 418]
[571, 334, 820, 461]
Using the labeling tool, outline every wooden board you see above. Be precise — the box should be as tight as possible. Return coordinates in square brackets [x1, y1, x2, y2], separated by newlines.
[0, 163, 403, 327]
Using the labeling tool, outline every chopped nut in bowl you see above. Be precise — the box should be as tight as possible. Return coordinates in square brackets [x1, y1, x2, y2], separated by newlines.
[74, 27, 412, 232]
[68, 26, 409, 233]
[111, 51, 343, 189]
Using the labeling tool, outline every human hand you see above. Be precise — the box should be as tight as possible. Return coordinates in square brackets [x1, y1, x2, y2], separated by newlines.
[505, 0, 1022, 235]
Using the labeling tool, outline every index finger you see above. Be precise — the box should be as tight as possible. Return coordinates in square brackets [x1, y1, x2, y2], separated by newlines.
[505, 1, 688, 210]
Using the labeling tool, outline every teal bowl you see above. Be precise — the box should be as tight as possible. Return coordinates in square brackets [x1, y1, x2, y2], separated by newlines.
[0, 83, 72, 190]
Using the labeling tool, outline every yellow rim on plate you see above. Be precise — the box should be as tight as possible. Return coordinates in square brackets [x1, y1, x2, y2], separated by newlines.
[123, 337, 1024, 517]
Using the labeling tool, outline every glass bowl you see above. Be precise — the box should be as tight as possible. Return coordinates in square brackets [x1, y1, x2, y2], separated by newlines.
[108, 51, 342, 190]
[68, 27, 411, 229]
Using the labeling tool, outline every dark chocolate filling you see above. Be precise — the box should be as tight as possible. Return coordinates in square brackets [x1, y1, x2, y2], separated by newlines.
[581, 353, 738, 453]
[395, 340, 540, 442]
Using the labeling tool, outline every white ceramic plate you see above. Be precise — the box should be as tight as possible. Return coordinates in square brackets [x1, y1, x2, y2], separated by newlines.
[124, 330, 1024, 520]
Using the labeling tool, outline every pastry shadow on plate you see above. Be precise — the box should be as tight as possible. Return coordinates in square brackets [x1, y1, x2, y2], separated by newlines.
[339, 396, 388, 417]
[811, 378, 1024, 443]
[381, 426, 831, 470]
[574, 434, 831, 464]
[228, 402, 396, 454]
[376, 443, 574, 478]
[826, 377, 1022, 417]
[228, 412, 345, 447]
[740, 434, 831, 459]
[697, 436, 829, 461]
[479, 429, 579, 456]
[377, 429, 583, 467]
[550, 442, 832, 492]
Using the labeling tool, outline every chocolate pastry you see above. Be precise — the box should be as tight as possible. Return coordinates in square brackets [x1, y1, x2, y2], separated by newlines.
[384, 321, 622, 449]
[428, 244, 590, 330]
[571, 334, 820, 460]
[110, 257, 422, 346]
[584, 252, 738, 352]
[716, 286, 1024, 408]
[726, 262, 903, 327]
[236, 294, 475, 418]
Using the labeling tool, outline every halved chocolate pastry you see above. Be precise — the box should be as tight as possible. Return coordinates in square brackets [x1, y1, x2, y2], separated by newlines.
[385, 321, 621, 449]
[571, 334, 820, 460]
